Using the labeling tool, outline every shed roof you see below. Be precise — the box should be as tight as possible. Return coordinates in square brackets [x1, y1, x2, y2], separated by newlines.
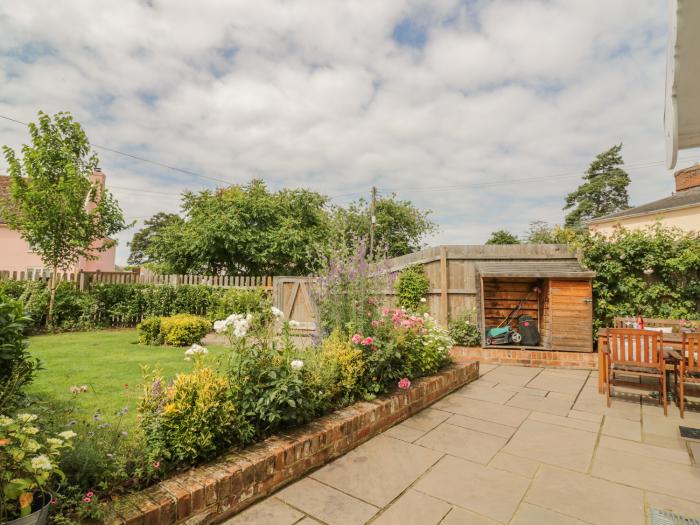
[475, 260, 594, 279]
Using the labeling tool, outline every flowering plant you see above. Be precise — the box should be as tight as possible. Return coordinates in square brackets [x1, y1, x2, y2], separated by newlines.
[0, 413, 75, 521]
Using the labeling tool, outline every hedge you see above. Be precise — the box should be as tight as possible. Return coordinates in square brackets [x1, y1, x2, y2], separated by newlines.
[0, 281, 270, 332]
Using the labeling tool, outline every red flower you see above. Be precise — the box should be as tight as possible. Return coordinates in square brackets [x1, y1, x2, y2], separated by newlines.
[83, 497, 92, 503]
[86, 491, 94, 498]
[398, 378, 411, 390]
[361, 337, 374, 346]
[153, 461, 160, 469]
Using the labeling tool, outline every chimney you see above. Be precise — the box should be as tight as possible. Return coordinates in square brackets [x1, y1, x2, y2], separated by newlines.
[674, 164, 700, 192]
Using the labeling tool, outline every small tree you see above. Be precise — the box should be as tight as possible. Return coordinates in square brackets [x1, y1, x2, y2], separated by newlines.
[564, 144, 631, 228]
[1, 111, 127, 324]
[485, 230, 520, 245]
[525, 220, 556, 244]
[127, 212, 183, 265]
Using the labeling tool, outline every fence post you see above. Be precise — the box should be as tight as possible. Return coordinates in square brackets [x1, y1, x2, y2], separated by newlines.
[440, 246, 449, 326]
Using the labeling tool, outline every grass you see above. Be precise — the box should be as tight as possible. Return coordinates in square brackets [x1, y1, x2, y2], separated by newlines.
[26, 329, 229, 426]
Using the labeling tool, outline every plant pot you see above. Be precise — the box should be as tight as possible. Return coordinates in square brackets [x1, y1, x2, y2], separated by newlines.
[3, 496, 51, 525]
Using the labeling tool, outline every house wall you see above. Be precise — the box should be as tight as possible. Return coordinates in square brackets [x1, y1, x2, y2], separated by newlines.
[0, 224, 116, 273]
[588, 205, 700, 237]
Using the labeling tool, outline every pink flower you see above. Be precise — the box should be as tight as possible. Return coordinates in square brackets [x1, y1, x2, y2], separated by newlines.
[83, 497, 92, 503]
[49, 498, 57, 505]
[371, 320, 378, 327]
[153, 461, 160, 469]
[401, 320, 411, 328]
[86, 492, 94, 498]
[351, 334, 362, 344]
[361, 337, 374, 346]
[398, 378, 411, 390]
[381, 307, 389, 315]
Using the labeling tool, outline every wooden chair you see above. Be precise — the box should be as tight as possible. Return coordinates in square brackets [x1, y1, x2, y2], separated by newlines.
[677, 333, 700, 418]
[605, 328, 667, 415]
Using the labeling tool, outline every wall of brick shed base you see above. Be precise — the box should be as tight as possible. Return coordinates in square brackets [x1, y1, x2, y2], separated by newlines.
[106, 362, 479, 525]
[451, 346, 597, 369]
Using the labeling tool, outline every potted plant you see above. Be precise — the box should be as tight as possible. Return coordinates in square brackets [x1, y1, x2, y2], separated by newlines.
[0, 413, 75, 524]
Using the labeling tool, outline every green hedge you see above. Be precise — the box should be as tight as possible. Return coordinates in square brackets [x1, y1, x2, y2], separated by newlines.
[0, 281, 271, 332]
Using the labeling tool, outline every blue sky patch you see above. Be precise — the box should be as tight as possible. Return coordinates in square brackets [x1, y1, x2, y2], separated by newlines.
[392, 17, 428, 48]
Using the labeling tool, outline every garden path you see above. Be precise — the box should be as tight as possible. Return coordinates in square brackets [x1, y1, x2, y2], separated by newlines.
[224, 364, 700, 525]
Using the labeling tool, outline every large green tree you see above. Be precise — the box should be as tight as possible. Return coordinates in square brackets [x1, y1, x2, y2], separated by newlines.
[485, 230, 520, 245]
[564, 144, 631, 228]
[147, 179, 330, 275]
[127, 212, 183, 266]
[329, 194, 436, 258]
[1, 111, 128, 323]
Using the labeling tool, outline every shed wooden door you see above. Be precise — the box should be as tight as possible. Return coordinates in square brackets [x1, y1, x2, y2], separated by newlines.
[549, 279, 593, 352]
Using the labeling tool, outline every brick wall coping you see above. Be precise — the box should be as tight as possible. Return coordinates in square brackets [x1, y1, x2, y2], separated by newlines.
[106, 361, 479, 525]
[451, 346, 597, 369]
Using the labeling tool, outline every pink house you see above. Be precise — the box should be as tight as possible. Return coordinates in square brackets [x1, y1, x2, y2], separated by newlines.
[0, 169, 117, 274]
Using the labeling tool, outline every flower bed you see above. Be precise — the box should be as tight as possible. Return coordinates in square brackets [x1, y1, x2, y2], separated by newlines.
[106, 361, 478, 525]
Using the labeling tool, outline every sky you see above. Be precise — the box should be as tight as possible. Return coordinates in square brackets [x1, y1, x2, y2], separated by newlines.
[0, 0, 696, 266]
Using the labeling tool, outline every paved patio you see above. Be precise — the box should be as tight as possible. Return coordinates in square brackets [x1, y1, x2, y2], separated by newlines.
[224, 364, 700, 525]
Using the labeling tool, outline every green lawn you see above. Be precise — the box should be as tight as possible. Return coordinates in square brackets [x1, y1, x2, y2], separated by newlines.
[27, 330, 229, 425]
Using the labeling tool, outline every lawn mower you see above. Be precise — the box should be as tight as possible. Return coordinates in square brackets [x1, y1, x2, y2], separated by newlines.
[485, 287, 541, 346]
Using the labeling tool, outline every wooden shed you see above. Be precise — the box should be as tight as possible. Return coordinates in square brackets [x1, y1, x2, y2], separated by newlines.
[382, 245, 596, 353]
[474, 260, 595, 352]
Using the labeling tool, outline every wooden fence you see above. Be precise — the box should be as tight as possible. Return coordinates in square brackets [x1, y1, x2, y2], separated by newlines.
[0, 269, 274, 291]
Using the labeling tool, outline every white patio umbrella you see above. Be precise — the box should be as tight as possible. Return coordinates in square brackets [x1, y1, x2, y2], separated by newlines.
[665, 0, 700, 168]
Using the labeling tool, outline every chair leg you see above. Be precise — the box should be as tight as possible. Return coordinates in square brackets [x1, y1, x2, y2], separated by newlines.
[662, 374, 667, 416]
[680, 380, 684, 418]
[606, 371, 612, 408]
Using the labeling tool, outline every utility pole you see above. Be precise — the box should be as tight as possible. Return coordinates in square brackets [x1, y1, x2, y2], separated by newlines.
[369, 186, 377, 259]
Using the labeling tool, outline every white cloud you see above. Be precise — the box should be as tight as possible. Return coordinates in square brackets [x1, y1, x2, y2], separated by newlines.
[0, 0, 694, 265]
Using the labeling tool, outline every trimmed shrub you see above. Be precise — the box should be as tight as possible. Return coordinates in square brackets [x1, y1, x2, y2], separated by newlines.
[320, 330, 365, 403]
[0, 294, 38, 410]
[140, 366, 236, 464]
[159, 314, 211, 346]
[137, 316, 163, 345]
[395, 265, 430, 311]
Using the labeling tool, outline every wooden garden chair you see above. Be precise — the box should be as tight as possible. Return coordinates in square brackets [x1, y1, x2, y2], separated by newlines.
[677, 333, 700, 418]
[605, 328, 667, 415]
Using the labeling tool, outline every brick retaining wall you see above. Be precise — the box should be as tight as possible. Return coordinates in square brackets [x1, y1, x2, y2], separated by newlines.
[106, 361, 479, 525]
[451, 346, 597, 369]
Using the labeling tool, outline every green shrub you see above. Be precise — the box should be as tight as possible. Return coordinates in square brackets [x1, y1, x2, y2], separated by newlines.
[140, 366, 236, 464]
[448, 310, 481, 347]
[395, 265, 430, 311]
[319, 330, 365, 403]
[0, 295, 38, 410]
[137, 316, 163, 345]
[159, 314, 211, 346]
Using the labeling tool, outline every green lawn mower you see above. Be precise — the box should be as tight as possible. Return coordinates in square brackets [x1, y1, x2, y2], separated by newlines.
[485, 287, 540, 346]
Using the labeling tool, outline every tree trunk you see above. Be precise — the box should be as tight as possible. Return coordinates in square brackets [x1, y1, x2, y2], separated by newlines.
[47, 265, 58, 326]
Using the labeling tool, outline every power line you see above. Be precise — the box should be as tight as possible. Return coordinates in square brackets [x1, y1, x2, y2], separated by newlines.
[0, 113, 234, 185]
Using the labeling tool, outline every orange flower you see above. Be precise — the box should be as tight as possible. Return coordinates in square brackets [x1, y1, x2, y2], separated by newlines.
[19, 492, 33, 509]
[0, 438, 11, 446]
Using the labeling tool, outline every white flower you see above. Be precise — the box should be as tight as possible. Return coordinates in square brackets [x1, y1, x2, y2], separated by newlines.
[420, 297, 427, 303]
[290, 359, 304, 371]
[58, 430, 77, 440]
[17, 413, 38, 423]
[46, 438, 64, 447]
[213, 320, 227, 333]
[0, 416, 13, 426]
[643, 268, 654, 275]
[271, 307, 283, 318]
[24, 439, 41, 452]
[31, 454, 53, 471]
[185, 344, 209, 358]
[289, 320, 301, 328]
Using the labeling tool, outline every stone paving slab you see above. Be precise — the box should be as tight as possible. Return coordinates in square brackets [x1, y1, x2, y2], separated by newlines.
[370, 490, 450, 525]
[526, 465, 645, 525]
[236, 364, 700, 525]
[413, 455, 531, 523]
[276, 478, 378, 525]
[310, 435, 442, 507]
[502, 419, 598, 472]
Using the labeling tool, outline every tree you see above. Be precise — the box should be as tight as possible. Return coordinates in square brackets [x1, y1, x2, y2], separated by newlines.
[485, 230, 521, 245]
[564, 144, 631, 228]
[147, 179, 330, 275]
[127, 212, 183, 265]
[524, 220, 556, 244]
[329, 194, 436, 259]
[1, 111, 128, 324]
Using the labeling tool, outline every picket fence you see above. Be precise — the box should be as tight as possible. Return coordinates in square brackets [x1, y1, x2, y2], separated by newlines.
[0, 269, 274, 292]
